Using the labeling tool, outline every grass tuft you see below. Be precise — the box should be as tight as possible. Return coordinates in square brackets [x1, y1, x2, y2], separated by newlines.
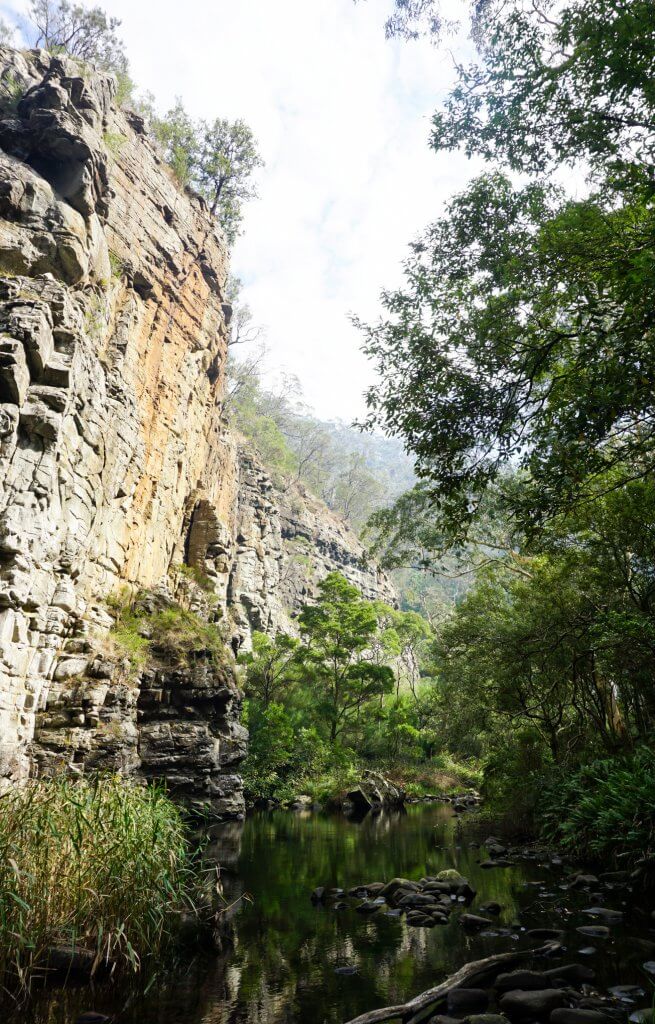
[0, 775, 199, 999]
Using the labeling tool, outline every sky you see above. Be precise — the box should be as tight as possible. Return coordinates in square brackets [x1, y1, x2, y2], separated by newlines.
[2, 0, 477, 421]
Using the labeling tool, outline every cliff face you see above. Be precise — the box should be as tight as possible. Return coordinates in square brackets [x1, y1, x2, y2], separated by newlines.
[0, 46, 396, 816]
[203, 443, 397, 649]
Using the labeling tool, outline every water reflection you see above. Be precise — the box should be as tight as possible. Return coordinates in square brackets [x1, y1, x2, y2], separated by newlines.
[16, 804, 655, 1024]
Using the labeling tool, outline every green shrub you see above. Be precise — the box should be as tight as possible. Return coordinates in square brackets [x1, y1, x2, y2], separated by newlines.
[109, 592, 227, 673]
[540, 746, 655, 865]
[0, 775, 199, 996]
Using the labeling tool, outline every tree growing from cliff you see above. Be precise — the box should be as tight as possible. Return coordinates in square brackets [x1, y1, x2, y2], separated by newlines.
[240, 632, 300, 708]
[297, 573, 394, 743]
[28, 0, 128, 74]
[195, 118, 263, 244]
[150, 102, 263, 246]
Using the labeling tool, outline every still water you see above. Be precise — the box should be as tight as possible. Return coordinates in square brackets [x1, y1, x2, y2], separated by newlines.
[20, 804, 655, 1024]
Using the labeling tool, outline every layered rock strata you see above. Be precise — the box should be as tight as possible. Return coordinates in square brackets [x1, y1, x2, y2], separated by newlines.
[0, 45, 245, 813]
[0, 45, 396, 814]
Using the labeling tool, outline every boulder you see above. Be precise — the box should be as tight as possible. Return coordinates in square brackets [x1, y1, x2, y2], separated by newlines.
[495, 971, 552, 993]
[447, 989, 489, 1015]
[500, 990, 569, 1021]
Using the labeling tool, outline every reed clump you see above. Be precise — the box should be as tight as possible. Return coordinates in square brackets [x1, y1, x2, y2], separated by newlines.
[0, 774, 199, 996]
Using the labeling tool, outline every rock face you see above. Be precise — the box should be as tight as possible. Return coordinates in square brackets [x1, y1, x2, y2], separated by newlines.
[195, 444, 398, 650]
[0, 46, 396, 813]
[0, 46, 241, 812]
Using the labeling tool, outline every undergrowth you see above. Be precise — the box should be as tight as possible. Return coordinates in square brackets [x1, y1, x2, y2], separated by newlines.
[539, 746, 655, 866]
[0, 775, 199, 999]
[108, 591, 227, 673]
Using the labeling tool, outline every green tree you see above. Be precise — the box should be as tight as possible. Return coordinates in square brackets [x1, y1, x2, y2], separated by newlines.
[151, 98, 198, 187]
[28, 0, 128, 75]
[240, 631, 300, 709]
[297, 573, 394, 742]
[195, 118, 263, 244]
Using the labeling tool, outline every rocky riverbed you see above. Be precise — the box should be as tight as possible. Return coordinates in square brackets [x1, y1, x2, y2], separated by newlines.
[310, 832, 655, 1024]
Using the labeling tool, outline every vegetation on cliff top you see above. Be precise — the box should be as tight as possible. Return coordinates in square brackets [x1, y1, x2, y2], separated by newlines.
[7, 0, 263, 247]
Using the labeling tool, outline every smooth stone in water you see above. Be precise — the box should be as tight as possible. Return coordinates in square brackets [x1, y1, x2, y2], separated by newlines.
[356, 899, 380, 914]
[608, 987, 645, 1004]
[467, 1016, 510, 1024]
[629, 1013, 655, 1024]
[545, 964, 595, 985]
[579, 948, 597, 956]
[551, 1010, 620, 1024]
[480, 901, 502, 916]
[447, 988, 490, 1014]
[581, 907, 623, 923]
[496, 970, 552, 993]
[460, 913, 493, 931]
[335, 965, 358, 975]
[577, 925, 610, 939]
[642, 962, 655, 976]
[500, 989, 568, 1021]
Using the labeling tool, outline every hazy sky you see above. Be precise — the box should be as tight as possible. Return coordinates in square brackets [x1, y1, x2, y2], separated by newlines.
[2, 0, 477, 421]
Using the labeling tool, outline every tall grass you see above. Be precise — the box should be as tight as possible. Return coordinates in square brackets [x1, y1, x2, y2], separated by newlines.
[0, 775, 199, 996]
[540, 746, 655, 865]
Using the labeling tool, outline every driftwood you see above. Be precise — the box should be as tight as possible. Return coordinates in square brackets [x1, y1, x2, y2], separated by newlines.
[344, 941, 562, 1024]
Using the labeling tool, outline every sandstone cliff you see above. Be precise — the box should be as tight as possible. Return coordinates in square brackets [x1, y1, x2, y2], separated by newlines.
[0, 46, 396, 817]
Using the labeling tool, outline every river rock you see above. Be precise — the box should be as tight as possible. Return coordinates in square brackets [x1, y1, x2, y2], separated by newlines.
[570, 875, 600, 890]
[526, 928, 565, 940]
[581, 907, 623, 923]
[495, 971, 552, 993]
[480, 901, 502, 915]
[628, 1011, 655, 1024]
[551, 1010, 619, 1024]
[447, 988, 490, 1014]
[356, 900, 381, 914]
[500, 989, 568, 1021]
[545, 964, 595, 985]
[608, 987, 646, 1004]
[467, 1016, 510, 1024]
[576, 926, 610, 939]
[311, 886, 326, 903]
[381, 877, 418, 898]
[642, 962, 655, 976]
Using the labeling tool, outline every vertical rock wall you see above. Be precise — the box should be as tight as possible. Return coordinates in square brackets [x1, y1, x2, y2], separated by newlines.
[0, 46, 396, 816]
[0, 46, 245, 814]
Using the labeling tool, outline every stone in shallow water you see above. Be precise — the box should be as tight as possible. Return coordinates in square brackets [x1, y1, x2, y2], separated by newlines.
[581, 907, 624, 923]
[551, 1010, 621, 1024]
[608, 987, 646, 1005]
[334, 965, 358, 975]
[545, 964, 595, 985]
[576, 925, 610, 939]
[495, 970, 553, 993]
[578, 947, 597, 956]
[447, 988, 490, 1014]
[499, 990, 568, 1021]
[642, 962, 655, 976]
[460, 913, 493, 931]
[628, 1012, 655, 1024]
[467, 1015, 510, 1024]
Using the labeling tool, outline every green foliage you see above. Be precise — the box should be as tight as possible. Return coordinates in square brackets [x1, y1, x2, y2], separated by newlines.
[240, 576, 443, 801]
[109, 591, 227, 674]
[297, 573, 394, 742]
[0, 775, 199, 996]
[540, 748, 655, 864]
[150, 102, 263, 245]
[27, 0, 129, 75]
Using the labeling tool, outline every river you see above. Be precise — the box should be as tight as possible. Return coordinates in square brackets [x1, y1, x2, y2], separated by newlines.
[18, 803, 655, 1024]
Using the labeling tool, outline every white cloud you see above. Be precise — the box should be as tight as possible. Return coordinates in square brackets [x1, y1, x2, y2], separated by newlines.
[1, 0, 479, 420]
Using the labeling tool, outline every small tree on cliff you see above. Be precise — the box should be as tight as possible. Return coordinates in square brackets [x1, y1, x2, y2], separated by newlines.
[195, 118, 263, 245]
[28, 0, 128, 74]
[297, 573, 394, 743]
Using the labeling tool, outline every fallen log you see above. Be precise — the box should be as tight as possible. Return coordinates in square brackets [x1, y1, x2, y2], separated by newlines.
[344, 941, 562, 1024]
